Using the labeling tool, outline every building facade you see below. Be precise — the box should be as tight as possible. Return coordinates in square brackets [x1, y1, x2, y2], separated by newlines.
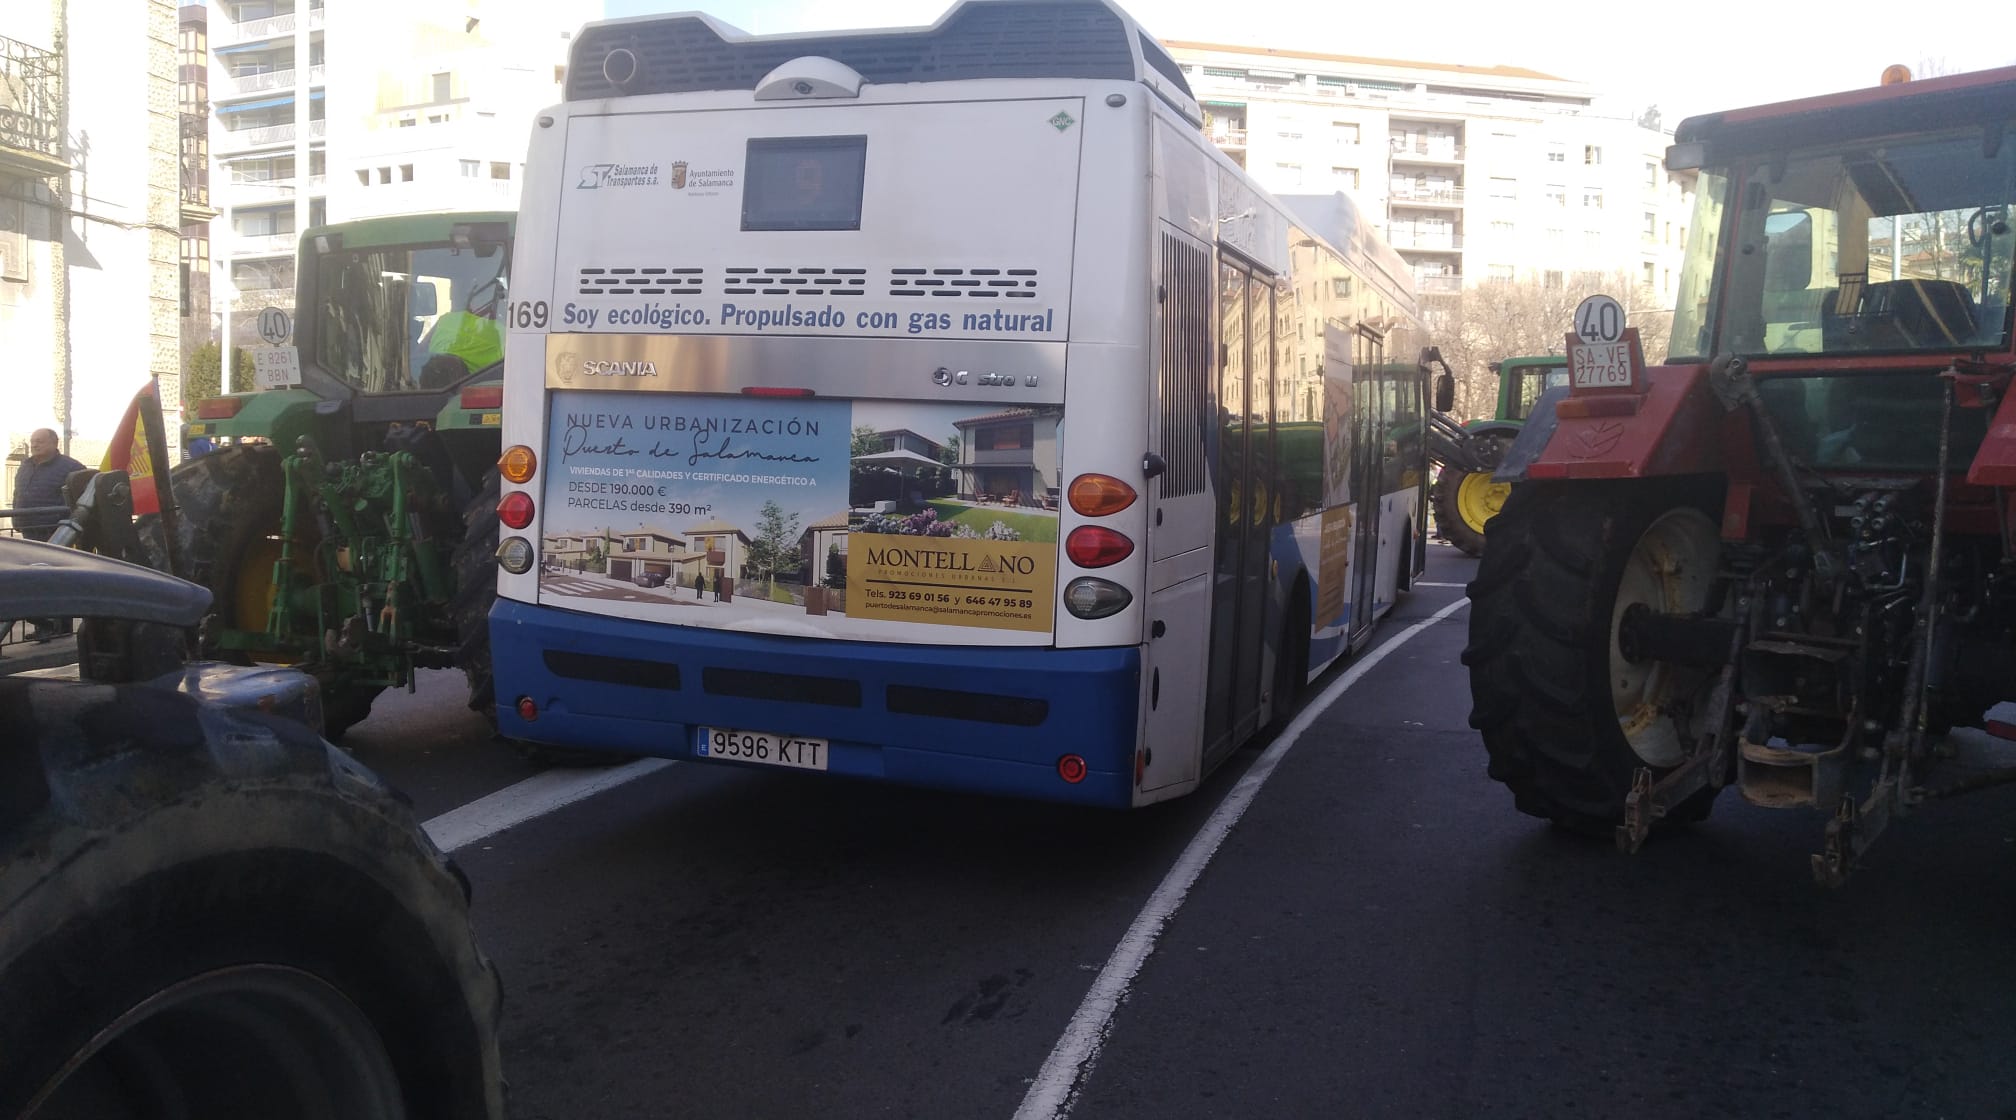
[202, 0, 588, 352]
[1166, 41, 1695, 306]
[2, 0, 182, 495]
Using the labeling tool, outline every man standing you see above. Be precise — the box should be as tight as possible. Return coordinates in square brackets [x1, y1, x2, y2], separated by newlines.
[11, 429, 86, 641]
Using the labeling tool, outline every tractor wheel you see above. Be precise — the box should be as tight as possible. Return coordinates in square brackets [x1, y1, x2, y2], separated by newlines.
[142, 446, 383, 739]
[1462, 480, 1725, 835]
[453, 471, 502, 726]
[1433, 433, 1514, 558]
[0, 676, 503, 1119]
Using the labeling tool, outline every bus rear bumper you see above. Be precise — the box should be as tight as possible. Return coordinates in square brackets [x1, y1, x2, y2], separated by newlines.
[489, 598, 1142, 807]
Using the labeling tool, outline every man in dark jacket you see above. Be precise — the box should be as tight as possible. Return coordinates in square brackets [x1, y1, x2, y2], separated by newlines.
[12, 428, 85, 640]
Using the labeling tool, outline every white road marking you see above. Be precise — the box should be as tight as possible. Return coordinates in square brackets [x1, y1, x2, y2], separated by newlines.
[1011, 596, 1472, 1120]
[1415, 581, 1469, 588]
[423, 758, 676, 853]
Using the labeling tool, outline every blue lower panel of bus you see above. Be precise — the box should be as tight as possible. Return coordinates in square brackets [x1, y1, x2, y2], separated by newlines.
[490, 599, 1142, 807]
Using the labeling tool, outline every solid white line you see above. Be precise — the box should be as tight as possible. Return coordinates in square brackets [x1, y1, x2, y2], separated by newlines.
[1011, 595, 1472, 1120]
[1415, 581, 1469, 588]
[422, 757, 675, 853]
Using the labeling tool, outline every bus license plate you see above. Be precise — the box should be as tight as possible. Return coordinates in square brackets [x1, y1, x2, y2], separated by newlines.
[695, 727, 828, 771]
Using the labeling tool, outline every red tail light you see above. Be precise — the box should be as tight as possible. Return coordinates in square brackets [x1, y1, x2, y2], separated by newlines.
[517, 696, 538, 722]
[1066, 525, 1133, 568]
[460, 384, 504, 409]
[1068, 474, 1137, 516]
[498, 490, 535, 530]
[1057, 754, 1088, 784]
[196, 397, 246, 420]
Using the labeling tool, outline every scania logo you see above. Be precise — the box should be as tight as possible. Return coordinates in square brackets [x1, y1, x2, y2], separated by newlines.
[583, 360, 658, 377]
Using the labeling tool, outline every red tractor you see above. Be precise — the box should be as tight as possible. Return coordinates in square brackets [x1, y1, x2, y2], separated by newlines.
[1465, 66, 2016, 884]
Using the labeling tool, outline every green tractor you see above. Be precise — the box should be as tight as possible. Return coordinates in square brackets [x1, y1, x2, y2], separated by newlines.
[1431, 355, 1567, 556]
[157, 212, 512, 738]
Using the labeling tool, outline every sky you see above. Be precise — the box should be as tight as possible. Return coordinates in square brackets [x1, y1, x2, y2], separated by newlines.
[599, 0, 2014, 128]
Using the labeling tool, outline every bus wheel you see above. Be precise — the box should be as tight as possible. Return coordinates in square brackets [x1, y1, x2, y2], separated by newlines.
[1461, 480, 1724, 835]
[0, 680, 503, 1118]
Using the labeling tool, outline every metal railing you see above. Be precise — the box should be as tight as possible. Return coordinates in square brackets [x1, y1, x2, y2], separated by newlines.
[1414, 275, 1463, 293]
[231, 232, 297, 256]
[1388, 231, 1464, 251]
[220, 121, 297, 149]
[1207, 127, 1248, 147]
[222, 67, 297, 97]
[1390, 140, 1464, 161]
[218, 12, 297, 44]
[0, 34, 62, 163]
[1388, 184, 1465, 205]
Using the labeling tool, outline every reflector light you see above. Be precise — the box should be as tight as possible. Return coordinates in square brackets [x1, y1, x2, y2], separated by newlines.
[498, 445, 538, 484]
[1063, 577, 1132, 620]
[1880, 64, 1912, 85]
[516, 696, 538, 722]
[1057, 754, 1088, 784]
[496, 536, 534, 574]
[196, 397, 246, 420]
[1068, 474, 1137, 517]
[498, 490, 535, 529]
[741, 386, 816, 397]
[461, 384, 505, 409]
[1066, 525, 1134, 568]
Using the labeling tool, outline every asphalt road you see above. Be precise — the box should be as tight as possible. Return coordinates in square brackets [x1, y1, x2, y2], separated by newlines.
[341, 545, 2016, 1119]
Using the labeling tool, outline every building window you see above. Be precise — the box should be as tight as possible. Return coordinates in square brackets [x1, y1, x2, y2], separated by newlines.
[428, 113, 446, 125]
[1490, 219, 1514, 235]
[399, 164, 413, 182]
[460, 159, 479, 178]
[1332, 167, 1358, 188]
[1642, 261, 1656, 286]
[1487, 264, 1514, 284]
[1543, 269, 1564, 289]
[1547, 144, 1566, 163]
[378, 167, 391, 184]
[490, 162, 510, 180]
[1333, 121, 1359, 143]
[1545, 184, 1567, 208]
[1332, 277, 1352, 298]
[432, 72, 451, 102]
[1644, 160, 1659, 188]
[355, 169, 370, 186]
[1275, 162, 1303, 187]
[1277, 130, 1303, 141]
[1584, 145, 1603, 165]
[1584, 230, 1604, 251]
[1488, 177, 1516, 201]
[1583, 188, 1604, 209]
[1642, 211, 1657, 239]
[553, 65, 566, 85]
[397, 117, 416, 128]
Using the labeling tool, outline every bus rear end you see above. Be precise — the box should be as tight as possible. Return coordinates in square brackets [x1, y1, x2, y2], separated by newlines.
[492, 5, 1180, 806]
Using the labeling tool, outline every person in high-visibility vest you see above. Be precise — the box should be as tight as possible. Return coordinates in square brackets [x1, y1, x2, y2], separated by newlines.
[417, 305, 504, 388]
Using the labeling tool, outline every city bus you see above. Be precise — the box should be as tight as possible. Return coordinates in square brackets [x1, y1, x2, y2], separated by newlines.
[487, 0, 1434, 807]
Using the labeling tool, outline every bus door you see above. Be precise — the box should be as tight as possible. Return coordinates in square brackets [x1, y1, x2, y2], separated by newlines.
[1202, 254, 1276, 762]
[1348, 328, 1386, 646]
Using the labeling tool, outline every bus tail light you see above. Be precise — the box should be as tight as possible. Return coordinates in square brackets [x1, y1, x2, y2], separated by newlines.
[1056, 754, 1088, 784]
[498, 491, 535, 530]
[516, 696, 538, 722]
[195, 397, 246, 420]
[461, 384, 505, 409]
[496, 536, 534, 574]
[1063, 577, 1132, 620]
[1068, 474, 1137, 516]
[1066, 526, 1133, 568]
[498, 445, 537, 484]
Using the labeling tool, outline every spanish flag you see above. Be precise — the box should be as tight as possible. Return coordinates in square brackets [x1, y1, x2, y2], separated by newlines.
[101, 378, 166, 516]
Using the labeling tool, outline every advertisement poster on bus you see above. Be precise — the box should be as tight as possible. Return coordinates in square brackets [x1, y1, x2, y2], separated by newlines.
[537, 390, 1062, 638]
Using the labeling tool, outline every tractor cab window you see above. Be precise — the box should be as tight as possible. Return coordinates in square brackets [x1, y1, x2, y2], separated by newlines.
[1671, 119, 2016, 360]
[314, 241, 509, 393]
[1509, 364, 1568, 420]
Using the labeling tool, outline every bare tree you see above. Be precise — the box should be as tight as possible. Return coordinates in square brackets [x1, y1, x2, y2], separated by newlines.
[1422, 270, 1672, 420]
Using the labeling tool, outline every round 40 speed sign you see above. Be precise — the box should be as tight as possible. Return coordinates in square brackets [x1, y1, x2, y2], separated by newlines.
[1573, 294, 1625, 343]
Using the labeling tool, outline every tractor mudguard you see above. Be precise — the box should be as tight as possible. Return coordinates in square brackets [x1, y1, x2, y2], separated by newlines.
[182, 388, 327, 453]
[1506, 363, 1726, 482]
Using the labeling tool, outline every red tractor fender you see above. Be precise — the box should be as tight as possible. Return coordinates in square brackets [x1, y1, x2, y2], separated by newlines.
[1520, 363, 1730, 481]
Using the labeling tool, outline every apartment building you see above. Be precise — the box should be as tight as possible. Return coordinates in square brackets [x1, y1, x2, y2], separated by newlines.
[203, 0, 588, 351]
[1, 0, 182, 484]
[1165, 42, 1694, 305]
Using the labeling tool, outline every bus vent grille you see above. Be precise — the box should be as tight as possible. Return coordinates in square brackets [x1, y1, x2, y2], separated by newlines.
[722, 265, 869, 297]
[577, 266, 705, 297]
[1156, 232, 1210, 498]
[566, 1, 1140, 101]
[889, 268, 1039, 299]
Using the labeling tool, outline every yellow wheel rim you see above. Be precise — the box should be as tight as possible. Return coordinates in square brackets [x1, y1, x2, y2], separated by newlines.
[1455, 471, 1512, 535]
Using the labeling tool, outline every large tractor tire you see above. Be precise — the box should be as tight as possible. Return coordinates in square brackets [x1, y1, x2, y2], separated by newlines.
[453, 470, 502, 726]
[1433, 432, 1514, 558]
[144, 446, 383, 739]
[0, 676, 503, 1118]
[1462, 479, 1725, 835]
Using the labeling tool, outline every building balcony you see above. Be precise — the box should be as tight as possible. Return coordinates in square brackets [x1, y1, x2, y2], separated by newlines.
[0, 34, 67, 177]
[218, 65, 319, 99]
[224, 176, 298, 203]
[1206, 127, 1247, 149]
[1388, 232, 1463, 252]
[1388, 185, 1464, 206]
[217, 121, 297, 152]
[1414, 275, 1463, 294]
[308, 119, 325, 140]
[230, 232, 297, 257]
[1389, 141, 1464, 163]
[217, 12, 296, 45]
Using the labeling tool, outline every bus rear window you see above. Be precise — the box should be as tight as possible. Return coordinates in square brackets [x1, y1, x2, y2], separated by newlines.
[741, 136, 868, 232]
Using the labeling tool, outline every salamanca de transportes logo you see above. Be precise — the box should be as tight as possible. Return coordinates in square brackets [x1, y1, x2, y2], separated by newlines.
[577, 162, 662, 189]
